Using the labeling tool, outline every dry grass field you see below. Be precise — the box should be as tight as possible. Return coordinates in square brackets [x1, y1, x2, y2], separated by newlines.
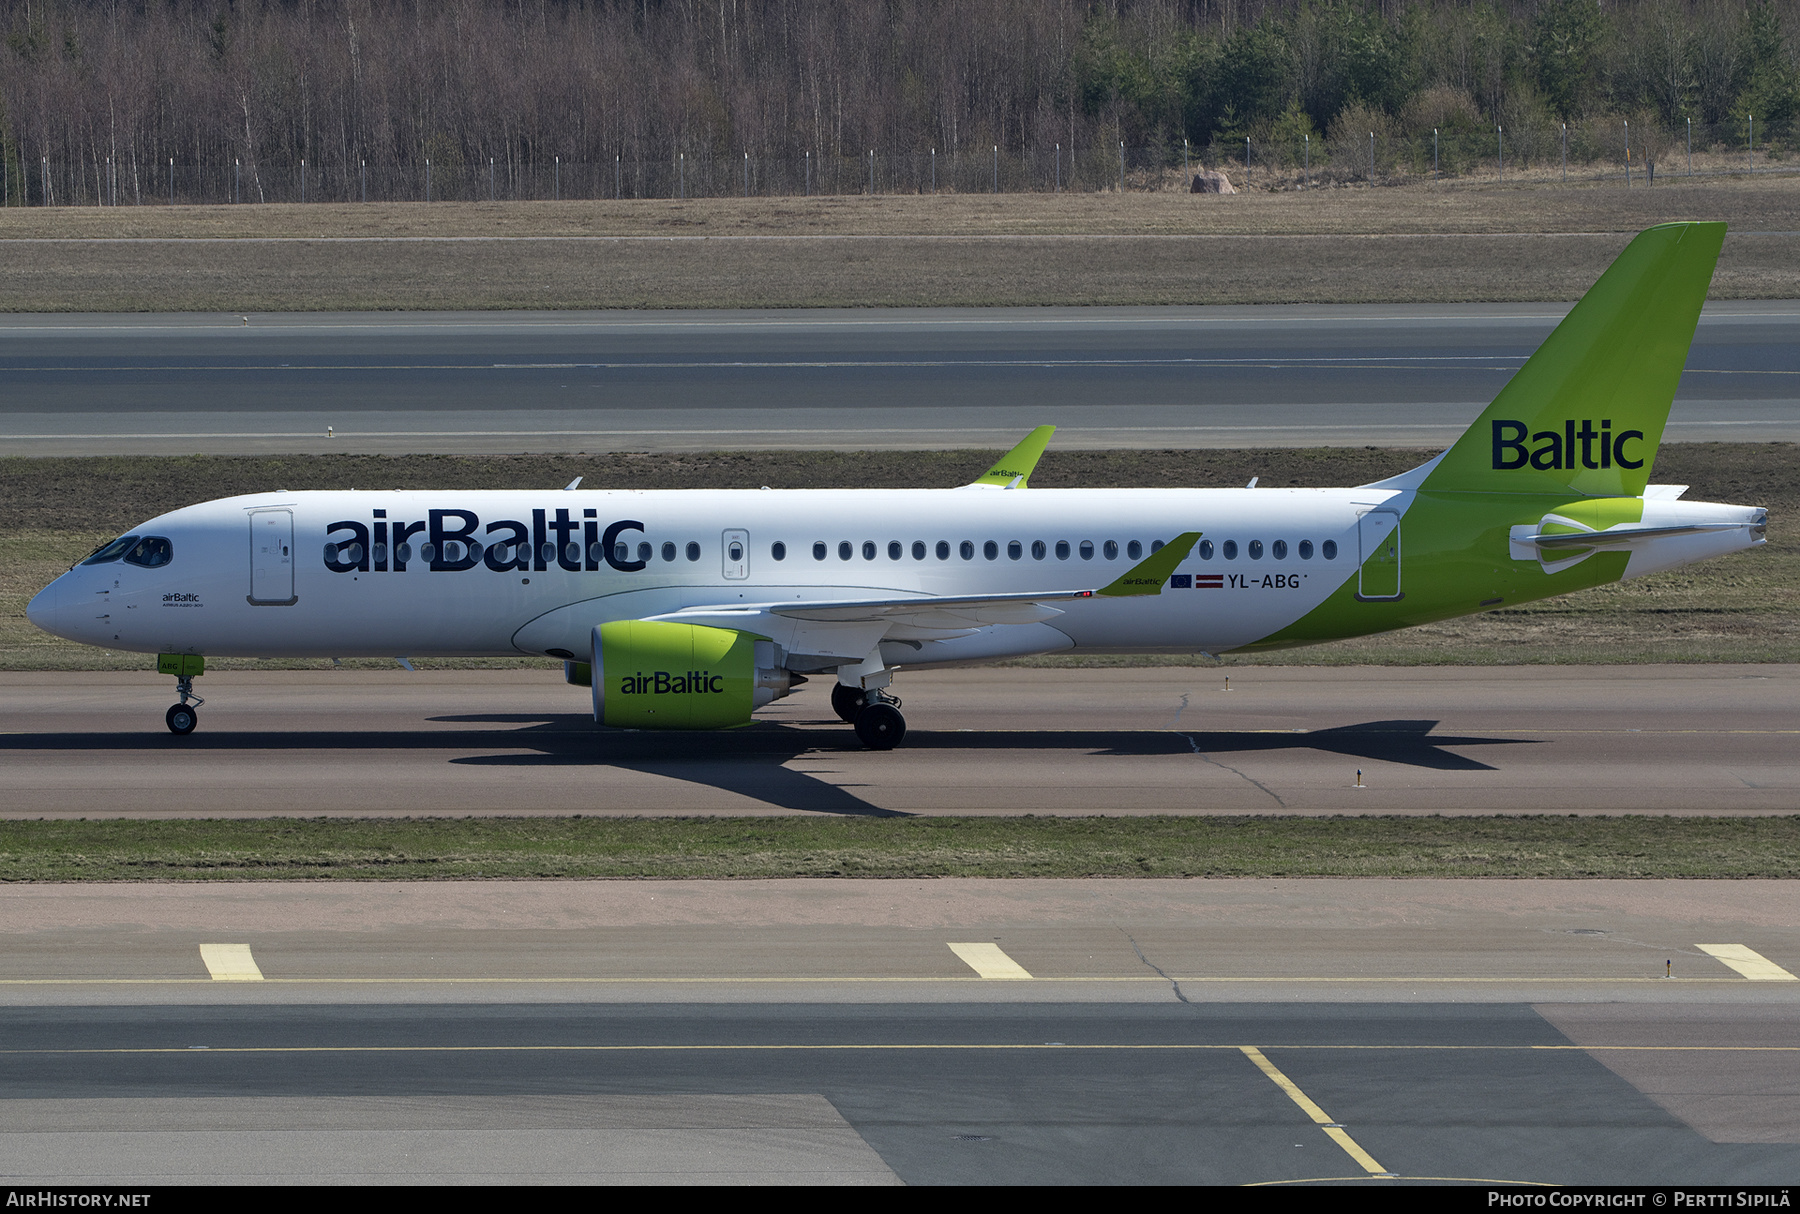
[2, 444, 1791, 671]
[3, 177, 1797, 310]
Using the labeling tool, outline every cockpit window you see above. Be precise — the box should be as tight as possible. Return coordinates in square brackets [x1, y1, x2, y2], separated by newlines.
[122, 537, 174, 568]
[79, 535, 139, 566]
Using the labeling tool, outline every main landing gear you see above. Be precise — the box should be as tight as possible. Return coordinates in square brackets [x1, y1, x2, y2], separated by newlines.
[833, 682, 906, 750]
[158, 654, 205, 735]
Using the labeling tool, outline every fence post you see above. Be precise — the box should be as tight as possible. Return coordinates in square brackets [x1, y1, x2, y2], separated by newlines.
[805, 150, 811, 196]
[1055, 143, 1060, 191]
[931, 147, 936, 192]
[1497, 126, 1503, 182]
[1623, 120, 1629, 185]
[169, 158, 175, 205]
[490, 157, 495, 201]
[992, 145, 998, 193]
[1562, 124, 1567, 181]
[301, 158, 306, 203]
[554, 156, 560, 200]
[679, 152, 685, 199]
[615, 154, 620, 199]
[359, 159, 365, 203]
[870, 149, 875, 195]
[1245, 135, 1251, 178]
[746, 151, 751, 197]
[1687, 118, 1692, 175]
[1183, 137, 1188, 187]
[1369, 132, 1374, 185]
[1748, 115, 1754, 172]
[1305, 133, 1310, 186]
[1432, 129, 1438, 182]
[1118, 141, 1124, 192]
[236, 158, 241, 204]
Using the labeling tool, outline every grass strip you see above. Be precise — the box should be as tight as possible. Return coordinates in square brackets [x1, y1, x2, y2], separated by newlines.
[4, 815, 1798, 882]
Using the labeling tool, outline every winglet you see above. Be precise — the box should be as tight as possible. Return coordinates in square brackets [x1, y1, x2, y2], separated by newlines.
[968, 426, 1056, 488]
[1097, 532, 1201, 596]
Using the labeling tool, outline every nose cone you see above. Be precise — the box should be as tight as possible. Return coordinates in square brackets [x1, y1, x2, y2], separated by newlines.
[26, 575, 70, 639]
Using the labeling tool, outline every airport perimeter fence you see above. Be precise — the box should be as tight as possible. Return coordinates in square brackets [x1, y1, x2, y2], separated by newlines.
[5, 117, 1794, 208]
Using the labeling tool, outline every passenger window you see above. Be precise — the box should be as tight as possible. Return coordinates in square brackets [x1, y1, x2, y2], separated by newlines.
[123, 537, 173, 568]
[1127, 540, 1142, 560]
[812, 541, 827, 561]
[889, 541, 903, 560]
[838, 541, 853, 560]
[935, 540, 950, 560]
[772, 541, 787, 561]
[1322, 540, 1338, 560]
[984, 540, 998, 560]
[1054, 541, 1070, 560]
[1248, 540, 1264, 560]
[1008, 541, 1022, 560]
[960, 540, 974, 560]
[663, 541, 678, 562]
[80, 535, 139, 566]
[1031, 540, 1046, 560]
[1199, 540, 1215, 560]
[612, 542, 628, 564]
[1079, 541, 1094, 560]
[1299, 540, 1314, 559]
[638, 542, 653, 562]
[1103, 541, 1118, 560]
[1151, 540, 1164, 553]
[1272, 540, 1288, 560]
[863, 541, 877, 560]
[912, 540, 927, 560]
[1223, 540, 1239, 560]
[686, 541, 701, 562]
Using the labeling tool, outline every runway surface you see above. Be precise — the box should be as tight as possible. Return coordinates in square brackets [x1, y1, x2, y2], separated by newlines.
[2, 665, 1794, 817]
[3, 301, 1797, 455]
[4, 879, 1799, 1184]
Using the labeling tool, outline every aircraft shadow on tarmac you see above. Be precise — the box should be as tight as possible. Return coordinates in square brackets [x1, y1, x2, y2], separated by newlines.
[434, 712, 1533, 816]
[4, 716, 1533, 818]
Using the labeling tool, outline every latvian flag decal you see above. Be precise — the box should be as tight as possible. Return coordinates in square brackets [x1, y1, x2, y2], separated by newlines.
[1194, 574, 1224, 589]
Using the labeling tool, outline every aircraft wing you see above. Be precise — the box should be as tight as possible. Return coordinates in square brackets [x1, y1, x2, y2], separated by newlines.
[771, 589, 1091, 626]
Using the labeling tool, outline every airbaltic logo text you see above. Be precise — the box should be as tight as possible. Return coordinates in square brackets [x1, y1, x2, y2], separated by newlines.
[1492, 420, 1645, 471]
[322, 509, 647, 575]
[619, 671, 725, 695]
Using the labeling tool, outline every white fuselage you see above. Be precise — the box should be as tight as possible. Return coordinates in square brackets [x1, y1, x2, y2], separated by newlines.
[28, 487, 1398, 666]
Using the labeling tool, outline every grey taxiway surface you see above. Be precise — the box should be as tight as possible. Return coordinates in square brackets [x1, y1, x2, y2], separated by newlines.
[2, 301, 1798, 455]
[2, 665, 1794, 817]
[4, 879, 1800, 1184]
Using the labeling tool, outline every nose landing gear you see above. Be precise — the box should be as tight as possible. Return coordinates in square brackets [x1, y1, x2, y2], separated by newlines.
[158, 653, 205, 736]
[165, 699, 199, 735]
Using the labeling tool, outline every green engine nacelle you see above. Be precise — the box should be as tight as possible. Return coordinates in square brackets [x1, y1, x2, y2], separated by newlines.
[590, 620, 795, 729]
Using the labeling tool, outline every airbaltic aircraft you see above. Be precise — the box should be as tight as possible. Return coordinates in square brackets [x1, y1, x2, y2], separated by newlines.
[27, 222, 1767, 749]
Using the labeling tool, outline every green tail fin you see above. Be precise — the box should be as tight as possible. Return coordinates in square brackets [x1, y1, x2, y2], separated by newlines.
[1421, 222, 1724, 497]
[970, 425, 1056, 487]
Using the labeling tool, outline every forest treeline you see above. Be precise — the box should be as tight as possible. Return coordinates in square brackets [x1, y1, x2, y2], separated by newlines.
[3, 0, 1797, 204]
